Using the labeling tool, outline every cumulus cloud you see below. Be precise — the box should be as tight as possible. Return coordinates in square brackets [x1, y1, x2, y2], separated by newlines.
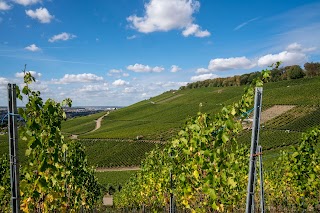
[170, 65, 181, 72]
[123, 87, 137, 93]
[208, 57, 255, 71]
[25, 7, 54, 23]
[127, 63, 164, 73]
[49, 32, 76, 42]
[24, 44, 41, 52]
[15, 71, 42, 78]
[127, 0, 210, 38]
[53, 73, 103, 84]
[79, 83, 109, 92]
[14, 0, 41, 6]
[182, 24, 210, 37]
[0, 77, 9, 89]
[190, 73, 219, 82]
[0, 1, 11, 10]
[286, 42, 316, 53]
[112, 79, 128, 86]
[196, 67, 209, 73]
[123, 73, 130, 77]
[157, 81, 187, 87]
[258, 51, 307, 67]
[107, 69, 122, 76]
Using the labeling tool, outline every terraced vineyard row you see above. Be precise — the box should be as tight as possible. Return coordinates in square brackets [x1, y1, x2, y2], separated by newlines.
[82, 139, 166, 167]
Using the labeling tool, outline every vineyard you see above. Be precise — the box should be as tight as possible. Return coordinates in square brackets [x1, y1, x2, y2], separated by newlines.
[1, 68, 320, 212]
[112, 69, 320, 212]
[82, 139, 165, 167]
[62, 111, 107, 135]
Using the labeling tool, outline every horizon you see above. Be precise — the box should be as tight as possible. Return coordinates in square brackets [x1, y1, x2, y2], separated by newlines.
[1, 0, 320, 106]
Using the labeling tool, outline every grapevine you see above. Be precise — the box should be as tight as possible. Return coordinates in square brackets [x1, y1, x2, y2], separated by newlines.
[0, 69, 103, 212]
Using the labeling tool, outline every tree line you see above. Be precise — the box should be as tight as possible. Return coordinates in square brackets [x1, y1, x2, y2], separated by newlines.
[180, 62, 320, 90]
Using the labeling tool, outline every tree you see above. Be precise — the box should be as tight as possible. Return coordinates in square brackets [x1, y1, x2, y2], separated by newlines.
[304, 62, 320, 77]
[285, 65, 305, 79]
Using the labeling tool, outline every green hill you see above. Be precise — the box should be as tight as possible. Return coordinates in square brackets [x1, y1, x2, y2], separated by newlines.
[1, 76, 320, 191]
[80, 77, 320, 141]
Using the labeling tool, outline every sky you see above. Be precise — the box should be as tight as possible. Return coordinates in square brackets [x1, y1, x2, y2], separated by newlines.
[0, 0, 320, 106]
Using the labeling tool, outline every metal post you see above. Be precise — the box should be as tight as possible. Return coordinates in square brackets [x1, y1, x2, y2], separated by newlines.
[8, 83, 20, 213]
[246, 87, 263, 213]
[169, 152, 174, 213]
[258, 146, 265, 213]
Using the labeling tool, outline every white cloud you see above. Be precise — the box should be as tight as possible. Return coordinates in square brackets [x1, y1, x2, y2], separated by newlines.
[0, 1, 11, 10]
[153, 66, 165, 72]
[157, 81, 188, 88]
[258, 51, 307, 67]
[182, 24, 210, 37]
[53, 73, 103, 84]
[127, 63, 164, 73]
[190, 73, 219, 82]
[109, 69, 122, 74]
[24, 44, 41, 52]
[123, 73, 129, 77]
[127, 0, 210, 38]
[196, 67, 209, 73]
[14, 0, 41, 6]
[123, 87, 137, 93]
[112, 79, 128, 86]
[15, 71, 42, 78]
[79, 83, 109, 92]
[25, 7, 54, 23]
[127, 35, 137, 40]
[286, 42, 316, 53]
[170, 65, 181, 72]
[0, 77, 9, 88]
[49, 32, 76, 42]
[208, 57, 255, 71]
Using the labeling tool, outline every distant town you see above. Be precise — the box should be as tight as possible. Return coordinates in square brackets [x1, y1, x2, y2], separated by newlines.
[0, 106, 122, 133]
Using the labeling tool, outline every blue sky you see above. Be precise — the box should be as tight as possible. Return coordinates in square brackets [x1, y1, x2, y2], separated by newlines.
[0, 0, 319, 106]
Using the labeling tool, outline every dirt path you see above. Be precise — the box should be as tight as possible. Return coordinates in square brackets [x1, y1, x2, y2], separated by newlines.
[96, 166, 140, 172]
[70, 134, 78, 139]
[260, 105, 295, 123]
[157, 94, 184, 104]
[89, 112, 109, 133]
[243, 105, 295, 129]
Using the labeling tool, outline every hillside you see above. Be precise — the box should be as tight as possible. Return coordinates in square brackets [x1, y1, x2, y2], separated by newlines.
[80, 77, 320, 141]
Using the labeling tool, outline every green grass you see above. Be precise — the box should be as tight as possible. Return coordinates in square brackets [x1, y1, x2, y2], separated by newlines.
[95, 171, 137, 190]
[82, 139, 165, 167]
[62, 111, 107, 135]
[0, 133, 28, 164]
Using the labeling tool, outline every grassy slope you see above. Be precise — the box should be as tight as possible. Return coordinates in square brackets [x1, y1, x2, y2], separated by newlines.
[81, 77, 320, 140]
[2, 77, 320, 185]
[62, 111, 107, 135]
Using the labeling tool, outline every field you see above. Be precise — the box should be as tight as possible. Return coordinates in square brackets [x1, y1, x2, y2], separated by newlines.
[1, 76, 320, 197]
[62, 111, 107, 135]
[80, 77, 320, 141]
[95, 170, 138, 192]
[82, 139, 165, 167]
